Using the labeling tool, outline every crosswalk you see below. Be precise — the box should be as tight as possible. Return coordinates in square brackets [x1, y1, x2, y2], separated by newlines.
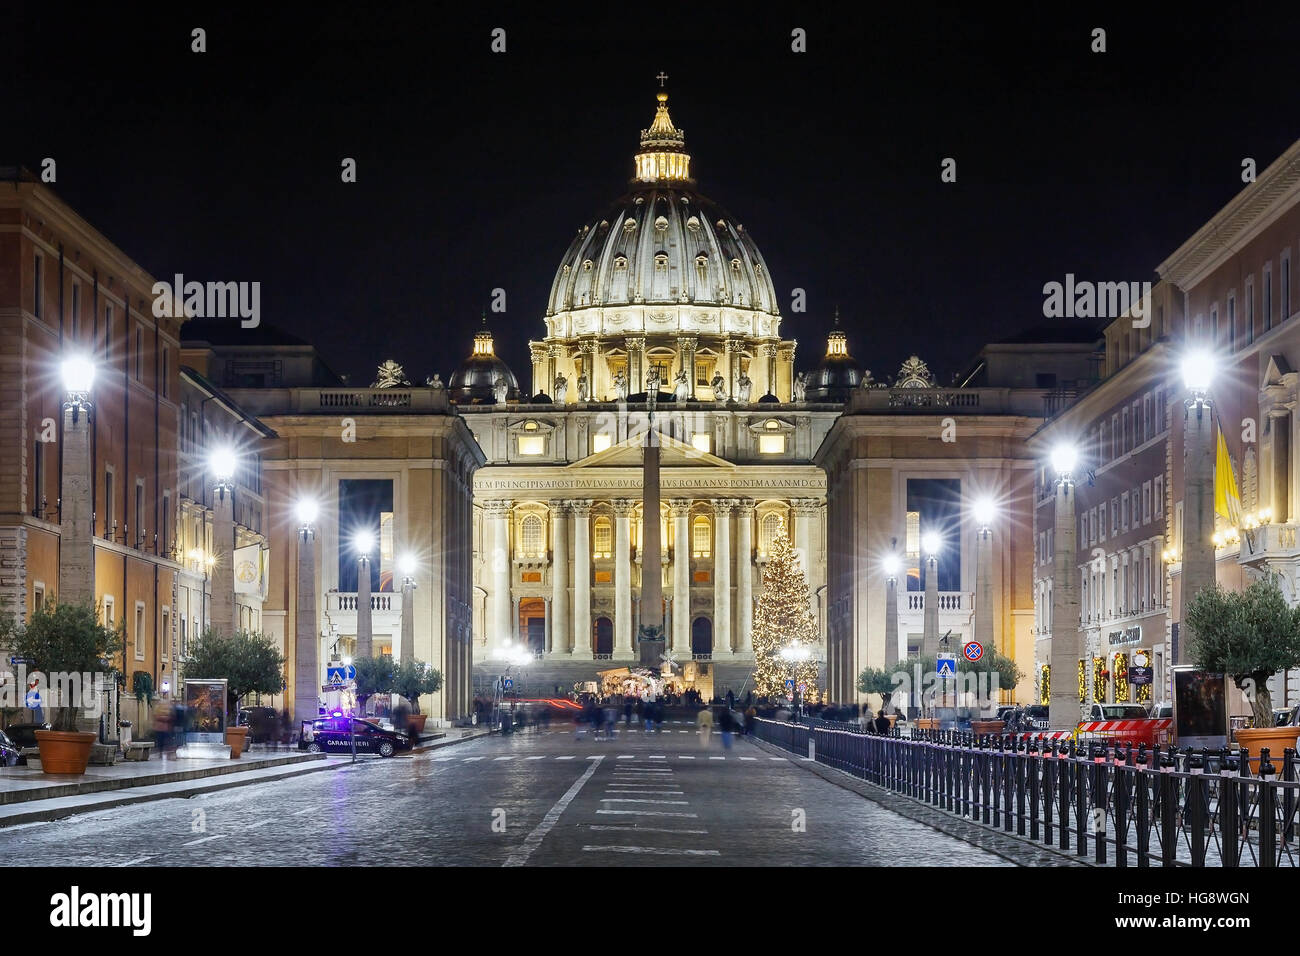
[430, 753, 785, 762]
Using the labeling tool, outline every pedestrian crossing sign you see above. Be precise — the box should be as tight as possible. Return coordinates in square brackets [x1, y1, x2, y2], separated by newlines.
[937, 655, 957, 678]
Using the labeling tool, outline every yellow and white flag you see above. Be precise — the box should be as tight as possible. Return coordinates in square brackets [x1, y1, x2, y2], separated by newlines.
[1215, 427, 1242, 525]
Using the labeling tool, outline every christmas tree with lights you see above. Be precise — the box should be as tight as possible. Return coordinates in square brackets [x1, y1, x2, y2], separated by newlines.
[751, 518, 820, 699]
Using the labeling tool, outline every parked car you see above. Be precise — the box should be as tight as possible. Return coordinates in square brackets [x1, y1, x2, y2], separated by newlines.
[1086, 703, 1150, 721]
[1023, 705, 1050, 730]
[237, 707, 280, 746]
[1149, 703, 1173, 720]
[298, 716, 413, 757]
[1274, 705, 1299, 727]
[0, 729, 21, 767]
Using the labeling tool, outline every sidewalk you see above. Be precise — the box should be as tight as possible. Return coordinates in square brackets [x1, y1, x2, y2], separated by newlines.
[0, 727, 490, 828]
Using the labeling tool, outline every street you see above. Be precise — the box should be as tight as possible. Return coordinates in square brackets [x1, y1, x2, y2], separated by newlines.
[0, 722, 1010, 866]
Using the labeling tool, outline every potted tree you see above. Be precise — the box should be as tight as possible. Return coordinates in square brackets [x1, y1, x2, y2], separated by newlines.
[392, 659, 442, 733]
[13, 602, 121, 774]
[352, 655, 396, 717]
[1185, 579, 1300, 764]
[857, 667, 900, 727]
[184, 629, 286, 758]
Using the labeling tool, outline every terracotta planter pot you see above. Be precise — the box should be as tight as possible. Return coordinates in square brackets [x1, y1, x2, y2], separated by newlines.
[971, 720, 1006, 736]
[225, 726, 249, 759]
[34, 730, 97, 775]
[1235, 725, 1300, 771]
[407, 714, 428, 733]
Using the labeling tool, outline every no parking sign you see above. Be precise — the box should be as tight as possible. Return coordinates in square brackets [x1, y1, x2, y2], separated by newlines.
[963, 641, 984, 662]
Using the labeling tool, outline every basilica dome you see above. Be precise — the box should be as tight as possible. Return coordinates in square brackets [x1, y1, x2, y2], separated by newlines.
[448, 318, 521, 404]
[543, 90, 780, 336]
[804, 317, 862, 402]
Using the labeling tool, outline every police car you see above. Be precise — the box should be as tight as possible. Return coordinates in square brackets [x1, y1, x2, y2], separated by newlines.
[298, 715, 414, 757]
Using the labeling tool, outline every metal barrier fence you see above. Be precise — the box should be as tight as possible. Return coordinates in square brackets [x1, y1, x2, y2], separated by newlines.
[753, 718, 1300, 867]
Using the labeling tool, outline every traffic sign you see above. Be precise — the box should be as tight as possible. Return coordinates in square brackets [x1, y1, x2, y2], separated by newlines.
[936, 654, 957, 678]
[963, 641, 984, 662]
[326, 664, 355, 685]
[503, 677, 514, 690]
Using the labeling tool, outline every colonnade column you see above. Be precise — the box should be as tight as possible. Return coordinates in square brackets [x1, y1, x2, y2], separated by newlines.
[571, 500, 593, 657]
[670, 499, 692, 655]
[736, 499, 755, 655]
[551, 503, 570, 654]
[486, 499, 513, 657]
[761, 342, 779, 399]
[613, 499, 634, 658]
[713, 499, 734, 655]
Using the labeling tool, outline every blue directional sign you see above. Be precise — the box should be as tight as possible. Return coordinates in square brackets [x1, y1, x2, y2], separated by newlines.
[936, 654, 958, 678]
[326, 664, 356, 685]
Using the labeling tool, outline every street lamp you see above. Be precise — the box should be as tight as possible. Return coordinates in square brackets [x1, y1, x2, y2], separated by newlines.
[1181, 349, 1215, 401]
[209, 446, 237, 494]
[972, 497, 996, 532]
[354, 529, 375, 659]
[973, 498, 996, 660]
[398, 553, 417, 662]
[58, 353, 96, 610]
[1047, 442, 1081, 731]
[209, 446, 239, 636]
[1050, 443, 1078, 482]
[61, 354, 95, 417]
[920, 531, 942, 661]
[780, 641, 813, 719]
[882, 551, 901, 674]
[293, 497, 321, 725]
[1180, 349, 1217, 666]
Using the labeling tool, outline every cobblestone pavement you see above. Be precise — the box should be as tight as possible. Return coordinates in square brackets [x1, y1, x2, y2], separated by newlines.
[0, 722, 1012, 866]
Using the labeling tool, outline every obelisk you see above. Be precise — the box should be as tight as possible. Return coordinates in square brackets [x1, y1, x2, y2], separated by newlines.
[639, 414, 665, 665]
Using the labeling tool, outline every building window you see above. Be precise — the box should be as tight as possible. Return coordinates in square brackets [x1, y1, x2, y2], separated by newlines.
[162, 491, 171, 558]
[161, 347, 169, 397]
[517, 435, 544, 456]
[521, 514, 544, 558]
[102, 596, 114, 628]
[1245, 276, 1255, 344]
[593, 516, 612, 558]
[135, 326, 144, 382]
[161, 607, 170, 662]
[1121, 491, 1129, 532]
[70, 282, 80, 341]
[1154, 475, 1163, 517]
[1111, 414, 1119, 459]
[104, 468, 116, 537]
[1210, 303, 1219, 345]
[1121, 407, 1128, 451]
[1227, 292, 1236, 350]
[1143, 481, 1152, 524]
[103, 303, 113, 358]
[1283, 251, 1292, 323]
[1264, 263, 1273, 332]
[179, 616, 188, 660]
[759, 512, 782, 556]
[135, 480, 146, 549]
[1111, 498, 1118, 536]
[134, 602, 146, 660]
[692, 515, 711, 557]
[33, 253, 43, 319]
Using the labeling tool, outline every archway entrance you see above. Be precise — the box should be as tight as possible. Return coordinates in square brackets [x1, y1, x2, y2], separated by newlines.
[594, 616, 613, 656]
[519, 597, 545, 655]
[691, 616, 712, 657]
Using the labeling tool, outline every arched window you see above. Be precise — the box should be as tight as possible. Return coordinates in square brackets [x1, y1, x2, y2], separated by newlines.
[593, 516, 612, 558]
[691, 617, 712, 658]
[692, 515, 711, 557]
[521, 514, 543, 558]
[759, 512, 783, 556]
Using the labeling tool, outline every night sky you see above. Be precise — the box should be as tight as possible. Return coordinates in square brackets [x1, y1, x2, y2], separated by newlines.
[11, 4, 1300, 387]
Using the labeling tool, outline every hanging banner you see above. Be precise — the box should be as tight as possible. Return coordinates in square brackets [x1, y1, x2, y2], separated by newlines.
[234, 544, 263, 595]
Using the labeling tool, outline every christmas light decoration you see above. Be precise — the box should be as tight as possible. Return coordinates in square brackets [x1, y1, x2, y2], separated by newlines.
[1039, 664, 1050, 705]
[751, 518, 820, 698]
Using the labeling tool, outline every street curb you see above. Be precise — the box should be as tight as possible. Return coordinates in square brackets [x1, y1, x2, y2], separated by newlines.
[748, 736, 1095, 868]
[0, 729, 489, 828]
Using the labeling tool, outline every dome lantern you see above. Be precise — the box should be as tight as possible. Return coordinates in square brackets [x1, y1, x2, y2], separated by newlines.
[634, 77, 692, 185]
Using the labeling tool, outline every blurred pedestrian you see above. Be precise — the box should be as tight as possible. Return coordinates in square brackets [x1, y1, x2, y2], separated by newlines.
[719, 707, 734, 750]
[623, 698, 633, 727]
[696, 704, 713, 747]
[874, 709, 891, 735]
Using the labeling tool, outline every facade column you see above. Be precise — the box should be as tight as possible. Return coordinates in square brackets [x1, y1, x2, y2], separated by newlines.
[724, 338, 744, 400]
[578, 338, 600, 401]
[677, 335, 698, 398]
[736, 499, 755, 655]
[511, 596, 521, 648]
[1180, 388, 1215, 664]
[712, 499, 734, 655]
[626, 336, 646, 396]
[792, 498, 818, 579]
[761, 342, 779, 398]
[571, 500, 593, 658]
[529, 344, 546, 399]
[550, 503, 570, 654]
[613, 499, 634, 658]
[1049, 474, 1080, 731]
[670, 499, 692, 655]
[543, 597, 552, 654]
[487, 500, 513, 657]
[400, 572, 415, 661]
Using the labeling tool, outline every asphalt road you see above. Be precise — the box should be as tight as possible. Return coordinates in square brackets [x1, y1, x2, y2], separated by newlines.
[0, 721, 1011, 866]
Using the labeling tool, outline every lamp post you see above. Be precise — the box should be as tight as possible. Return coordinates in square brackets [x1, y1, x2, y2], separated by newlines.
[209, 446, 238, 636]
[294, 498, 321, 726]
[1180, 350, 1216, 666]
[398, 553, 417, 662]
[972, 498, 996, 658]
[920, 531, 942, 661]
[780, 641, 813, 720]
[58, 355, 95, 607]
[882, 552, 901, 675]
[1048, 443, 1081, 731]
[354, 529, 375, 659]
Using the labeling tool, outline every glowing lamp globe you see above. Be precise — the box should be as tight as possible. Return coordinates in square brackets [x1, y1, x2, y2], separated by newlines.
[921, 531, 942, 556]
[354, 529, 376, 555]
[210, 446, 238, 483]
[295, 498, 319, 527]
[398, 554, 418, 577]
[1181, 350, 1215, 393]
[1049, 444, 1078, 478]
[972, 498, 996, 528]
[881, 554, 901, 577]
[61, 355, 95, 393]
